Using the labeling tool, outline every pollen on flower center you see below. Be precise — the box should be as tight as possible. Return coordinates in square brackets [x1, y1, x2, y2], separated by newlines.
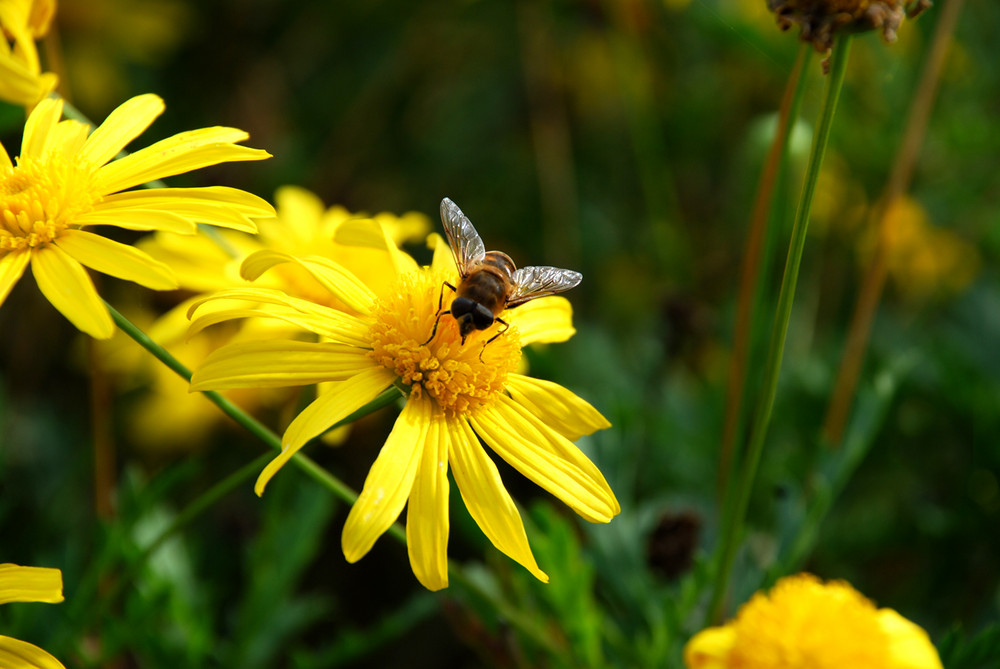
[0, 157, 97, 252]
[367, 270, 521, 415]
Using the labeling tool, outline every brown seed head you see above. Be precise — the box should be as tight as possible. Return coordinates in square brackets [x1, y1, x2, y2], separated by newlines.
[768, 0, 932, 65]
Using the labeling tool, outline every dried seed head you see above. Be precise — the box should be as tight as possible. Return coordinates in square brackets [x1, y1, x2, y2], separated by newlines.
[769, 0, 931, 68]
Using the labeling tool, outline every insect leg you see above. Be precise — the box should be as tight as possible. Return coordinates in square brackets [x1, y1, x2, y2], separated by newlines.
[478, 317, 510, 362]
[422, 282, 457, 346]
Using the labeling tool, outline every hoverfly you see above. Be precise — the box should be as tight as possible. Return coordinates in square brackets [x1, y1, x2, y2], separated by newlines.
[424, 197, 583, 348]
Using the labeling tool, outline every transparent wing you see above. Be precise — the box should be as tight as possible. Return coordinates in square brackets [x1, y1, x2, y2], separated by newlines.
[508, 266, 583, 307]
[440, 197, 486, 277]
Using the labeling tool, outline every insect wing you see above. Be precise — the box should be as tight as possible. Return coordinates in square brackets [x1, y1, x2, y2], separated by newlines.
[440, 198, 486, 277]
[507, 266, 583, 307]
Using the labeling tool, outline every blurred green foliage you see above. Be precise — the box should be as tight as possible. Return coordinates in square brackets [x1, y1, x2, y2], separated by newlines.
[1, 0, 998, 667]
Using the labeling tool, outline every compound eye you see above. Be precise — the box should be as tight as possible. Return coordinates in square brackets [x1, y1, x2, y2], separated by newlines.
[472, 304, 495, 330]
[450, 297, 474, 317]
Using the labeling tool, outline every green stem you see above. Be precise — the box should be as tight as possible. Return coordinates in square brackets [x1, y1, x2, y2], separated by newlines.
[103, 300, 400, 507]
[718, 43, 811, 502]
[706, 37, 852, 624]
[66, 304, 403, 637]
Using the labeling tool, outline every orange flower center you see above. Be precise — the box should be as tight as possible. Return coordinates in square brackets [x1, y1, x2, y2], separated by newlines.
[367, 270, 521, 415]
[0, 157, 96, 252]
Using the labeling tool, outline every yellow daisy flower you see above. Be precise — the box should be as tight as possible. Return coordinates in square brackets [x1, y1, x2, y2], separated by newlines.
[685, 573, 943, 669]
[0, 0, 58, 107]
[190, 225, 618, 591]
[0, 93, 273, 339]
[0, 563, 65, 669]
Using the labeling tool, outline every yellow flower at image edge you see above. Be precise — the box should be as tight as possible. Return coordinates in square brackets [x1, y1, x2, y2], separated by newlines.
[190, 235, 619, 591]
[0, 94, 273, 339]
[684, 574, 943, 669]
[0, 0, 59, 107]
[0, 563, 66, 669]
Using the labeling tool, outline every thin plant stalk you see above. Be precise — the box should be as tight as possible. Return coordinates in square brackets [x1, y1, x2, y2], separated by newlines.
[103, 300, 400, 516]
[718, 43, 811, 501]
[821, 0, 965, 446]
[707, 37, 853, 625]
[65, 305, 401, 628]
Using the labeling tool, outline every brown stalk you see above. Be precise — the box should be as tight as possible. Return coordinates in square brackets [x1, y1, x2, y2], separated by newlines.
[822, 0, 965, 446]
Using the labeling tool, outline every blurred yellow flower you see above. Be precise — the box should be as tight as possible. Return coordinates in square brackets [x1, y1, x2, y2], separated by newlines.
[55, 0, 191, 112]
[95, 304, 282, 455]
[0, 563, 65, 669]
[138, 185, 431, 329]
[0, 94, 273, 339]
[862, 196, 979, 301]
[0, 0, 58, 107]
[103, 187, 428, 453]
[684, 573, 943, 669]
[190, 220, 617, 591]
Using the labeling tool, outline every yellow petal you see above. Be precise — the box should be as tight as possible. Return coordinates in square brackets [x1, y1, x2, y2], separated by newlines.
[31, 245, 113, 339]
[0, 635, 66, 669]
[449, 415, 548, 582]
[74, 209, 197, 235]
[0, 564, 64, 605]
[273, 186, 327, 246]
[877, 609, 944, 669]
[78, 94, 164, 167]
[406, 407, 450, 591]
[334, 218, 418, 277]
[507, 295, 576, 345]
[428, 233, 458, 276]
[191, 340, 375, 390]
[255, 366, 396, 495]
[188, 307, 352, 344]
[47, 119, 89, 158]
[95, 186, 275, 233]
[342, 394, 431, 562]
[470, 395, 619, 523]
[683, 626, 734, 669]
[92, 127, 271, 195]
[27, 0, 55, 37]
[0, 250, 30, 306]
[505, 374, 610, 441]
[55, 229, 178, 291]
[21, 96, 62, 159]
[0, 136, 12, 169]
[240, 250, 376, 315]
[186, 287, 371, 346]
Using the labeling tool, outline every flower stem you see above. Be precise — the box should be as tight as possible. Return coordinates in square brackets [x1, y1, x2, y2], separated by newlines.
[707, 36, 852, 624]
[103, 300, 400, 508]
[718, 43, 811, 502]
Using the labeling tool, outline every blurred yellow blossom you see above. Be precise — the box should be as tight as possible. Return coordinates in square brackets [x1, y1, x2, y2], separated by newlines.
[0, 0, 58, 107]
[112, 187, 429, 450]
[55, 0, 191, 112]
[685, 573, 943, 669]
[861, 196, 979, 301]
[0, 563, 65, 669]
[95, 304, 284, 455]
[137, 185, 432, 339]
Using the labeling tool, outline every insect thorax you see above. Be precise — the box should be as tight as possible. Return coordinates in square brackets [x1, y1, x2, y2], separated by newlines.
[457, 268, 508, 317]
